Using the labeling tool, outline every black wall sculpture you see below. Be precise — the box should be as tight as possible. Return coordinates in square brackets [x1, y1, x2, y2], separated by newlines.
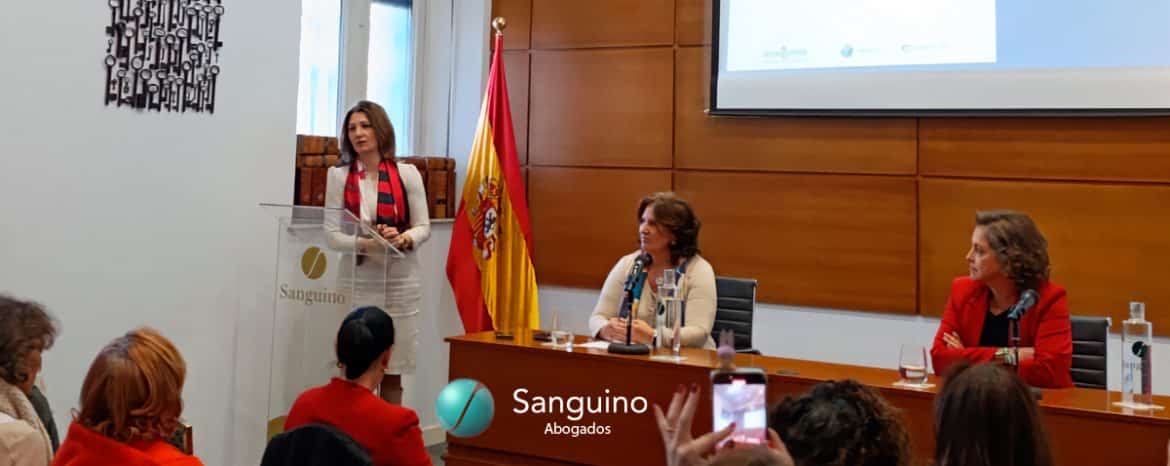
[104, 0, 224, 113]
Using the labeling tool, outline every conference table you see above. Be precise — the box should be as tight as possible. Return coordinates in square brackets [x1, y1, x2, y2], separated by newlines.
[445, 331, 1170, 466]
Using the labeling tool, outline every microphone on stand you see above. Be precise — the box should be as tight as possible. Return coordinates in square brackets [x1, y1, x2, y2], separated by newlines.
[1006, 289, 1038, 320]
[1005, 289, 1043, 400]
[610, 253, 653, 355]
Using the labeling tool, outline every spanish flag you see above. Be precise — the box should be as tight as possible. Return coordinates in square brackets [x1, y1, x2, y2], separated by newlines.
[446, 31, 539, 333]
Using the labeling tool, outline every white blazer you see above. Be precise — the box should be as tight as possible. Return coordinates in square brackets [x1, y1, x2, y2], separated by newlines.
[324, 161, 431, 252]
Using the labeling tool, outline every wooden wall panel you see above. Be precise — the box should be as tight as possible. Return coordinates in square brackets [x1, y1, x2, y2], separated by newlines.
[529, 48, 673, 168]
[531, 0, 673, 49]
[491, 0, 531, 50]
[920, 178, 1170, 333]
[675, 47, 918, 175]
[530, 167, 672, 287]
[676, 171, 918, 313]
[503, 51, 530, 165]
[921, 118, 1170, 183]
[675, 0, 710, 46]
[520, 0, 1170, 323]
[522, 167, 529, 204]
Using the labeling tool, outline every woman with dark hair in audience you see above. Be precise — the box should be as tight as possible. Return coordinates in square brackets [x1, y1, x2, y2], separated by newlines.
[769, 380, 911, 466]
[590, 192, 717, 349]
[284, 306, 430, 466]
[53, 328, 202, 466]
[930, 210, 1073, 388]
[0, 295, 58, 466]
[935, 362, 1053, 466]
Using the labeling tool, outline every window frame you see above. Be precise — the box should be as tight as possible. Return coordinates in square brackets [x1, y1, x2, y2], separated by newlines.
[336, 0, 423, 155]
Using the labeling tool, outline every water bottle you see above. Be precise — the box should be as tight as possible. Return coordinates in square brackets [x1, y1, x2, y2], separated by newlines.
[657, 270, 681, 358]
[1121, 301, 1153, 407]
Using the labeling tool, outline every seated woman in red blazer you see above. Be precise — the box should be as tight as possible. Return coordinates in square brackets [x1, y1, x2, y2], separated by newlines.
[930, 210, 1074, 389]
[284, 306, 431, 466]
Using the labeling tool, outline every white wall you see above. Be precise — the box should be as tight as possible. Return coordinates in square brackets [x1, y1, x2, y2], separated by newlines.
[0, 2, 300, 466]
[539, 286, 1170, 395]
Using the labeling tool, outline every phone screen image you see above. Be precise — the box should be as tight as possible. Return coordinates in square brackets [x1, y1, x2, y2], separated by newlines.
[712, 372, 768, 447]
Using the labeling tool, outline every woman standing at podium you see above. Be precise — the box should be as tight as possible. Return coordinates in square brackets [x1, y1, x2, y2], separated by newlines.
[589, 192, 717, 349]
[326, 100, 430, 404]
[929, 210, 1073, 388]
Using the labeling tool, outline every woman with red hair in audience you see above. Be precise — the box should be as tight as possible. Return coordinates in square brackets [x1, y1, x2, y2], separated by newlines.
[53, 328, 202, 466]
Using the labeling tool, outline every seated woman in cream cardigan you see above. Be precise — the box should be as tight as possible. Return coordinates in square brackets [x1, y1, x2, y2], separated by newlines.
[589, 192, 717, 349]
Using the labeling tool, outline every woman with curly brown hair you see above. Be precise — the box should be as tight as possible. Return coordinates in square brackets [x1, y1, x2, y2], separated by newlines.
[0, 295, 58, 466]
[589, 192, 717, 349]
[930, 210, 1073, 388]
[52, 328, 202, 466]
[769, 380, 911, 466]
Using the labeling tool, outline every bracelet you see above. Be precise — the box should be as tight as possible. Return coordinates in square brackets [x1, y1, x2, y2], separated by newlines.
[995, 347, 1017, 366]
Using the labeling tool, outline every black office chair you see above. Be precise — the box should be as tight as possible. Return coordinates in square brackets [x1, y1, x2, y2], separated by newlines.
[1070, 315, 1110, 390]
[712, 276, 759, 354]
[261, 423, 373, 466]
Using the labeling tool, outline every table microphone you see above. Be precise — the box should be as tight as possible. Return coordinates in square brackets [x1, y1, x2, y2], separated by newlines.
[1006, 289, 1038, 320]
[1005, 288, 1043, 400]
[610, 253, 652, 355]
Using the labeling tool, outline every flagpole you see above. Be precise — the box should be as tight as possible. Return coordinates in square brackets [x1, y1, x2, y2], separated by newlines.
[488, 15, 517, 342]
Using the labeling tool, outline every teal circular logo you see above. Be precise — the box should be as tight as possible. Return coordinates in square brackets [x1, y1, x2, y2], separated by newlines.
[436, 379, 494, 437]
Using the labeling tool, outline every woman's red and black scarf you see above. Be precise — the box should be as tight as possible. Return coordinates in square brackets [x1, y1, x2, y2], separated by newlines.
[343, 159, 410, 232]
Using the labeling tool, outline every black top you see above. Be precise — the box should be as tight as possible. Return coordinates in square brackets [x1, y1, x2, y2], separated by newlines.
[979, 302, 1012, 347]
[27, 386, 58, 451]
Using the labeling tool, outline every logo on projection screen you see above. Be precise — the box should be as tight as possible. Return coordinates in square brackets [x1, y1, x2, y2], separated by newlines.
[300, 247, 327, 280]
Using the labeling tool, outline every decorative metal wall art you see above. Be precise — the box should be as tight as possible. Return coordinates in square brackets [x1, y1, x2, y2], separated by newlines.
[104, 0, 224, 113]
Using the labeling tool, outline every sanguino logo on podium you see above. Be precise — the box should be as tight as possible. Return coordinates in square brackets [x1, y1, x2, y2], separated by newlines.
[279, 246, 346, 306]
[300, 247, 327, 279]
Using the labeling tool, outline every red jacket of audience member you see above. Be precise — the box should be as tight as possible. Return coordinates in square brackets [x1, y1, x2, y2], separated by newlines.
[52, 422, 203, 466]
[930, 276, 1074, 388]
[284, 378, 431, 466]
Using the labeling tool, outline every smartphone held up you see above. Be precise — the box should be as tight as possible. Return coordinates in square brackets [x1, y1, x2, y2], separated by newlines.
[711, 368, 768, 448]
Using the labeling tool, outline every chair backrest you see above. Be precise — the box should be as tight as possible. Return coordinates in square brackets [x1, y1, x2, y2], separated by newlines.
[261, 423, 373, 466]
[1070, 315, 1110, 390]
[712, 276, 758, 350]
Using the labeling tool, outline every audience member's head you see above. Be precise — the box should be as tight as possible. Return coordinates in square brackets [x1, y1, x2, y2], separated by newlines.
[934, 362, 1052, 466]
[769, 380, 911, 466]
[336, 306, 395, 380]
[0, 295, 57, 393]
[76, 328, 186, 442]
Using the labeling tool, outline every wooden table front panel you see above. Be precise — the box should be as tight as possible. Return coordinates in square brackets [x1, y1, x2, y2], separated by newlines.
[446, 332, 1170, 466]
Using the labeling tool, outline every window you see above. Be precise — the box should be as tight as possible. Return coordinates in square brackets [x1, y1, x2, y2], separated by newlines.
[295, 0, 415, 145]
[296, 0, 342, 136]
[366, 0, 414, 155]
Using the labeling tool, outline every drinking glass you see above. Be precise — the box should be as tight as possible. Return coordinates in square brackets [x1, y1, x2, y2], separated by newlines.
[550, 309, 573, 349]
[898, 344, 928, 385]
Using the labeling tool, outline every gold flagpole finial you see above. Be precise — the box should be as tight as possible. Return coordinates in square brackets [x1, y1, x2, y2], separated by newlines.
[492, 17, 507, 35]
